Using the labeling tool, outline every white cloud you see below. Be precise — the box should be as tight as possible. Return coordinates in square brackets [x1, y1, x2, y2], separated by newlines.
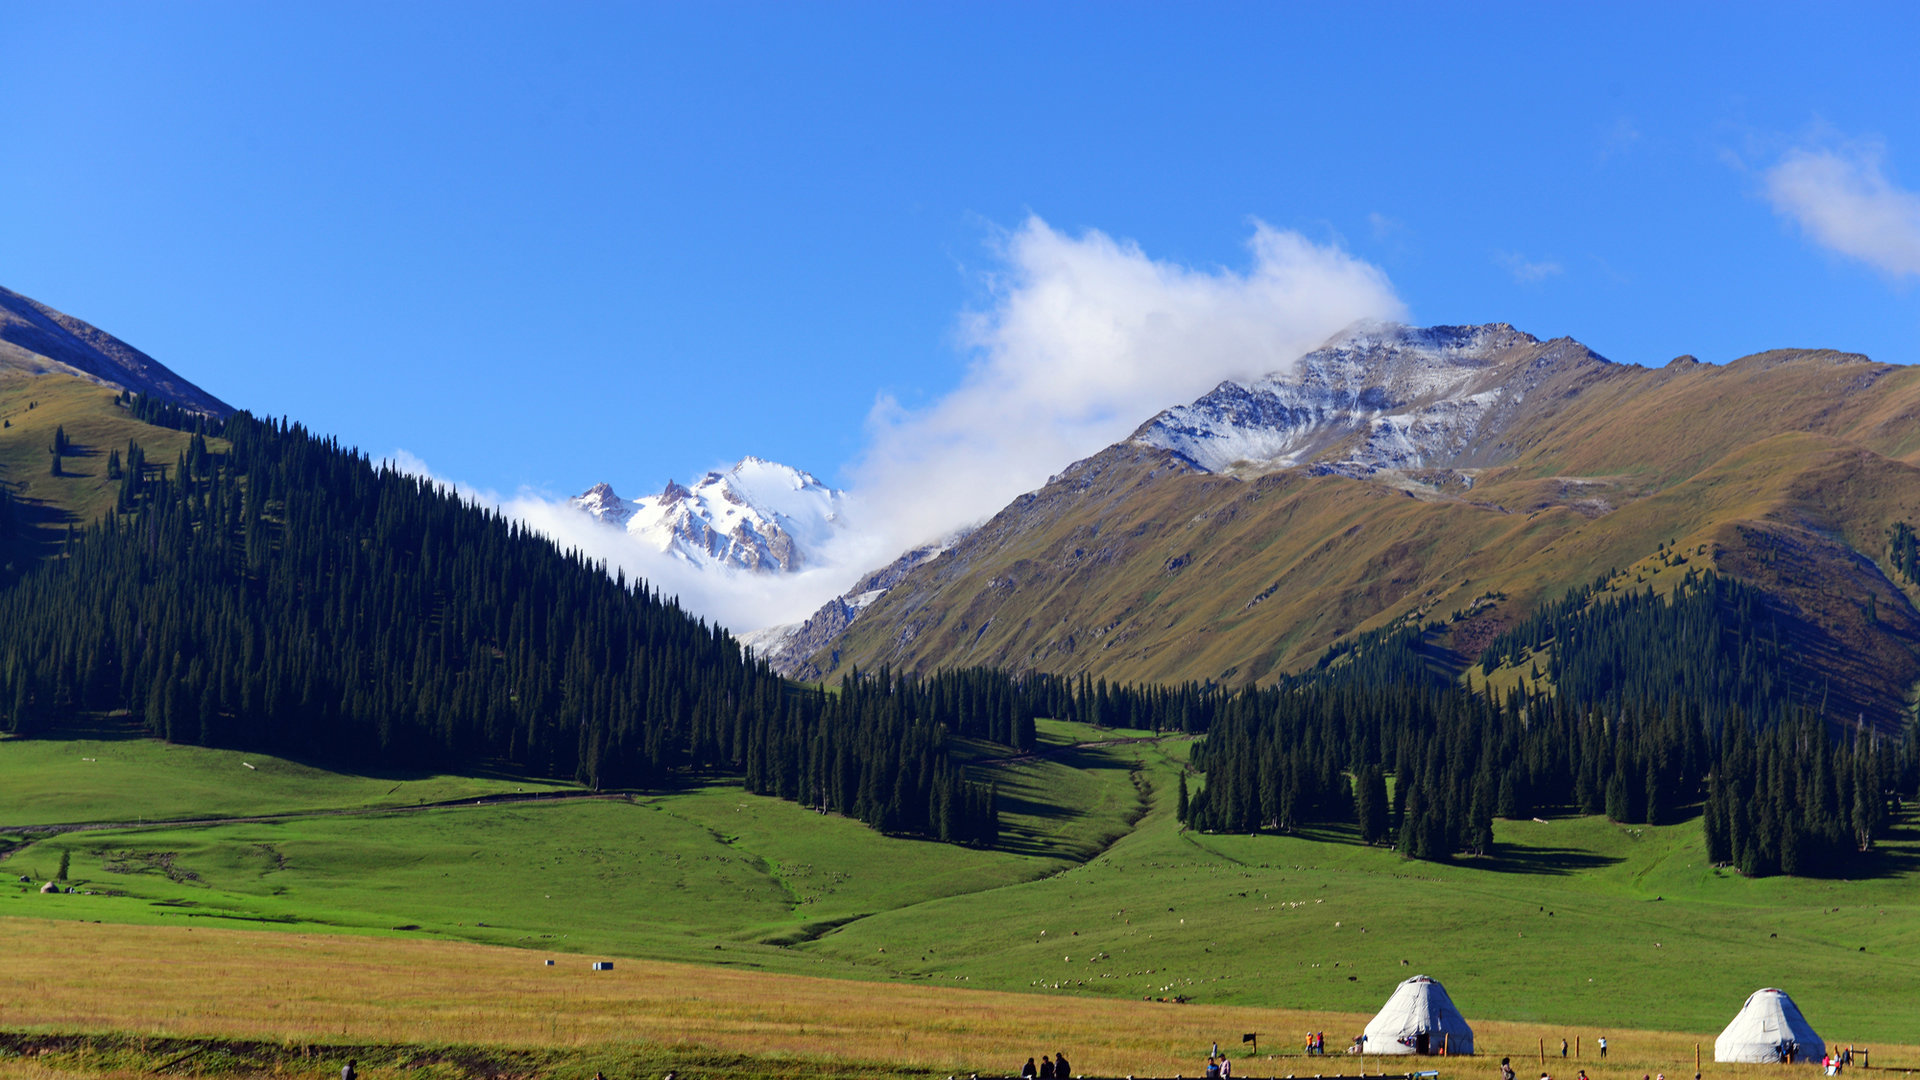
[1765, 141, 1920, 278]
[849, 216, 1405, 558]
[1496, 251, 1564, 285]
[429, 216, 1404, 634]
[495, 489, 891, 633]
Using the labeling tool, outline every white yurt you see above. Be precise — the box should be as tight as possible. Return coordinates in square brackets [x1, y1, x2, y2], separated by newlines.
[1361, 974, 1474, 1055]
[1715, 988, 1825, 1063]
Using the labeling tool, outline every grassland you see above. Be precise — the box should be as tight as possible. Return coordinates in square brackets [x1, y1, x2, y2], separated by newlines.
[7, 719, 1920, 1053]
[4, 917, 1916, 1080]
[0, 729, 579, 829]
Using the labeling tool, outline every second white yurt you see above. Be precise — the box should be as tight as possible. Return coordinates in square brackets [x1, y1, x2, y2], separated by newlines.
[1715, 988, 1825, 1063]
[1361, 974, 1474, 1055]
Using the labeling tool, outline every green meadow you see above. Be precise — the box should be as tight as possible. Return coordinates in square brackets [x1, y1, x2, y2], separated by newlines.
[5, 719, 1919, 1045]
[0, 728, 577, 827]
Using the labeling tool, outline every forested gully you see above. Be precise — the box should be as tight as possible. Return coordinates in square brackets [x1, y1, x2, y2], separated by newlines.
[2, 395, 1916, 871]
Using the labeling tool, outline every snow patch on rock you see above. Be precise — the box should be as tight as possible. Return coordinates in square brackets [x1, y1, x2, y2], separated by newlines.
[1132, 323, 1602, 478]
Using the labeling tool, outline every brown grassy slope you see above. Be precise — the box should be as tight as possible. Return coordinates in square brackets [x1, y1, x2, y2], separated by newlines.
[815, 351, 1920, 730]
[0, 372, 222, 567]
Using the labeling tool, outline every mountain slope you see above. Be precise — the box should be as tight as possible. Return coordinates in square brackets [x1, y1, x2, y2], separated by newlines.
[804, 324, 1920, 730]
[0, 286, 230, 415]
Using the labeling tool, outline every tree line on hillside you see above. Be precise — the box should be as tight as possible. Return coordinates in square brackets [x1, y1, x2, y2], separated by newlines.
[6, 393, 1916, 874]
[1481, 568, 1808, 720]
[0, 482, 16, 578]
[1890, 522, 1920, 586]
[0, 399, 1012, 846]
[1185, 572, 1920, 876]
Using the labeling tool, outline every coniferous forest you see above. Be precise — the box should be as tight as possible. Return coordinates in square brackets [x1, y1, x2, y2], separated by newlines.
[3, 394, 1917, 872]
[0, 402, 1007, 845]
[1183, 572, 1920, 876]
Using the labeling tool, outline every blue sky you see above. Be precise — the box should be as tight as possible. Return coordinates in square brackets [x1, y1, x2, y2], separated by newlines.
[5, 3, 1919, 626]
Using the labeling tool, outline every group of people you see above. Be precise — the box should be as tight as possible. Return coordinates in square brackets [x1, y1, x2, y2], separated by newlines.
[1302, 1031, 1327, 1055]
[1018, 1052, 1071, 1079]
[1822, 1047, 1854, 1075]
[1202, 1054, 1232, 1078]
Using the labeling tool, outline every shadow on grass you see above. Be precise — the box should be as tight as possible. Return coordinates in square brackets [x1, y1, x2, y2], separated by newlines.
[973, 743, 1140, 860]
[1185, 819, 1625, 876]
[1478, 844, 1624, 876]
[3, 714, 151, 742]
[5, 490, 81, 562]
[1824, 843, 1920, 881]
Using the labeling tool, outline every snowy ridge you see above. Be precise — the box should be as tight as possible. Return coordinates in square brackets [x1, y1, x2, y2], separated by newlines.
[570, 457, 849, 573]
[1132, 323, 1607, 478]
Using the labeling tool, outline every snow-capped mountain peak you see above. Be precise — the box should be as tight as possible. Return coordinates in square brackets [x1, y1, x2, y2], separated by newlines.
[571, 458, 849, 573]
[1132, 322, 1610, 479]
[570, 482, 634, 526]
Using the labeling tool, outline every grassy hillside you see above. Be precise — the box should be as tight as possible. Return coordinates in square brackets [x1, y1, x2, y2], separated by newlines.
[0, 721, 1148, 965]
[0, 372, 216, 567]
[814, 351, 1920, 730]
[0, 728, 578, 828]
[6, 722, 1919, 1040]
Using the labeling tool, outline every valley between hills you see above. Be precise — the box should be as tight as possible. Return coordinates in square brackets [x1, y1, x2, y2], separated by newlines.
[4, 290, 1920, 1078]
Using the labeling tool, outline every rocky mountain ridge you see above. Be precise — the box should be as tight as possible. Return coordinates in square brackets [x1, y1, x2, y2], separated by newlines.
[787, 322, 1920, 732]
[0, 286, 231, 415]
[1131, 322, 1613, 482]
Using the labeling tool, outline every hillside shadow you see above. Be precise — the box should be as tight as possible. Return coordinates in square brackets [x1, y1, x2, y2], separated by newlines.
[7, 716, 150, 742]
[972, 742, 1138, 860]
[1478, 844, 1624, 876]
[1825, 844, 1920, 880]
[2, 489, 82, 563]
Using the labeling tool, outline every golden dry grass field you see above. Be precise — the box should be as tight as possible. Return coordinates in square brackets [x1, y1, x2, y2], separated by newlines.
[2, 917, 1915, 1080]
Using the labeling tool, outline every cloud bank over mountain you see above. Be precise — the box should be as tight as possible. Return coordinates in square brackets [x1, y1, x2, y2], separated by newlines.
[408, 216, 1404, 633]
[849, 216, 1406, 560]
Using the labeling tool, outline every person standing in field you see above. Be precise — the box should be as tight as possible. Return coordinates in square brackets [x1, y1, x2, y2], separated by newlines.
[1500, 1058, 1515, 1080]
[1220, 1056, 1232, 1079]
[1021, 1058, 1037, 1079]
[1040, 1054, 1054, 1079]
[1055, 1052, 1071, 1078]
[342, 1061, 357, 1080]
[1561, 1040, 1568, 1058]
[1598, 1037, 1608, 1058]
